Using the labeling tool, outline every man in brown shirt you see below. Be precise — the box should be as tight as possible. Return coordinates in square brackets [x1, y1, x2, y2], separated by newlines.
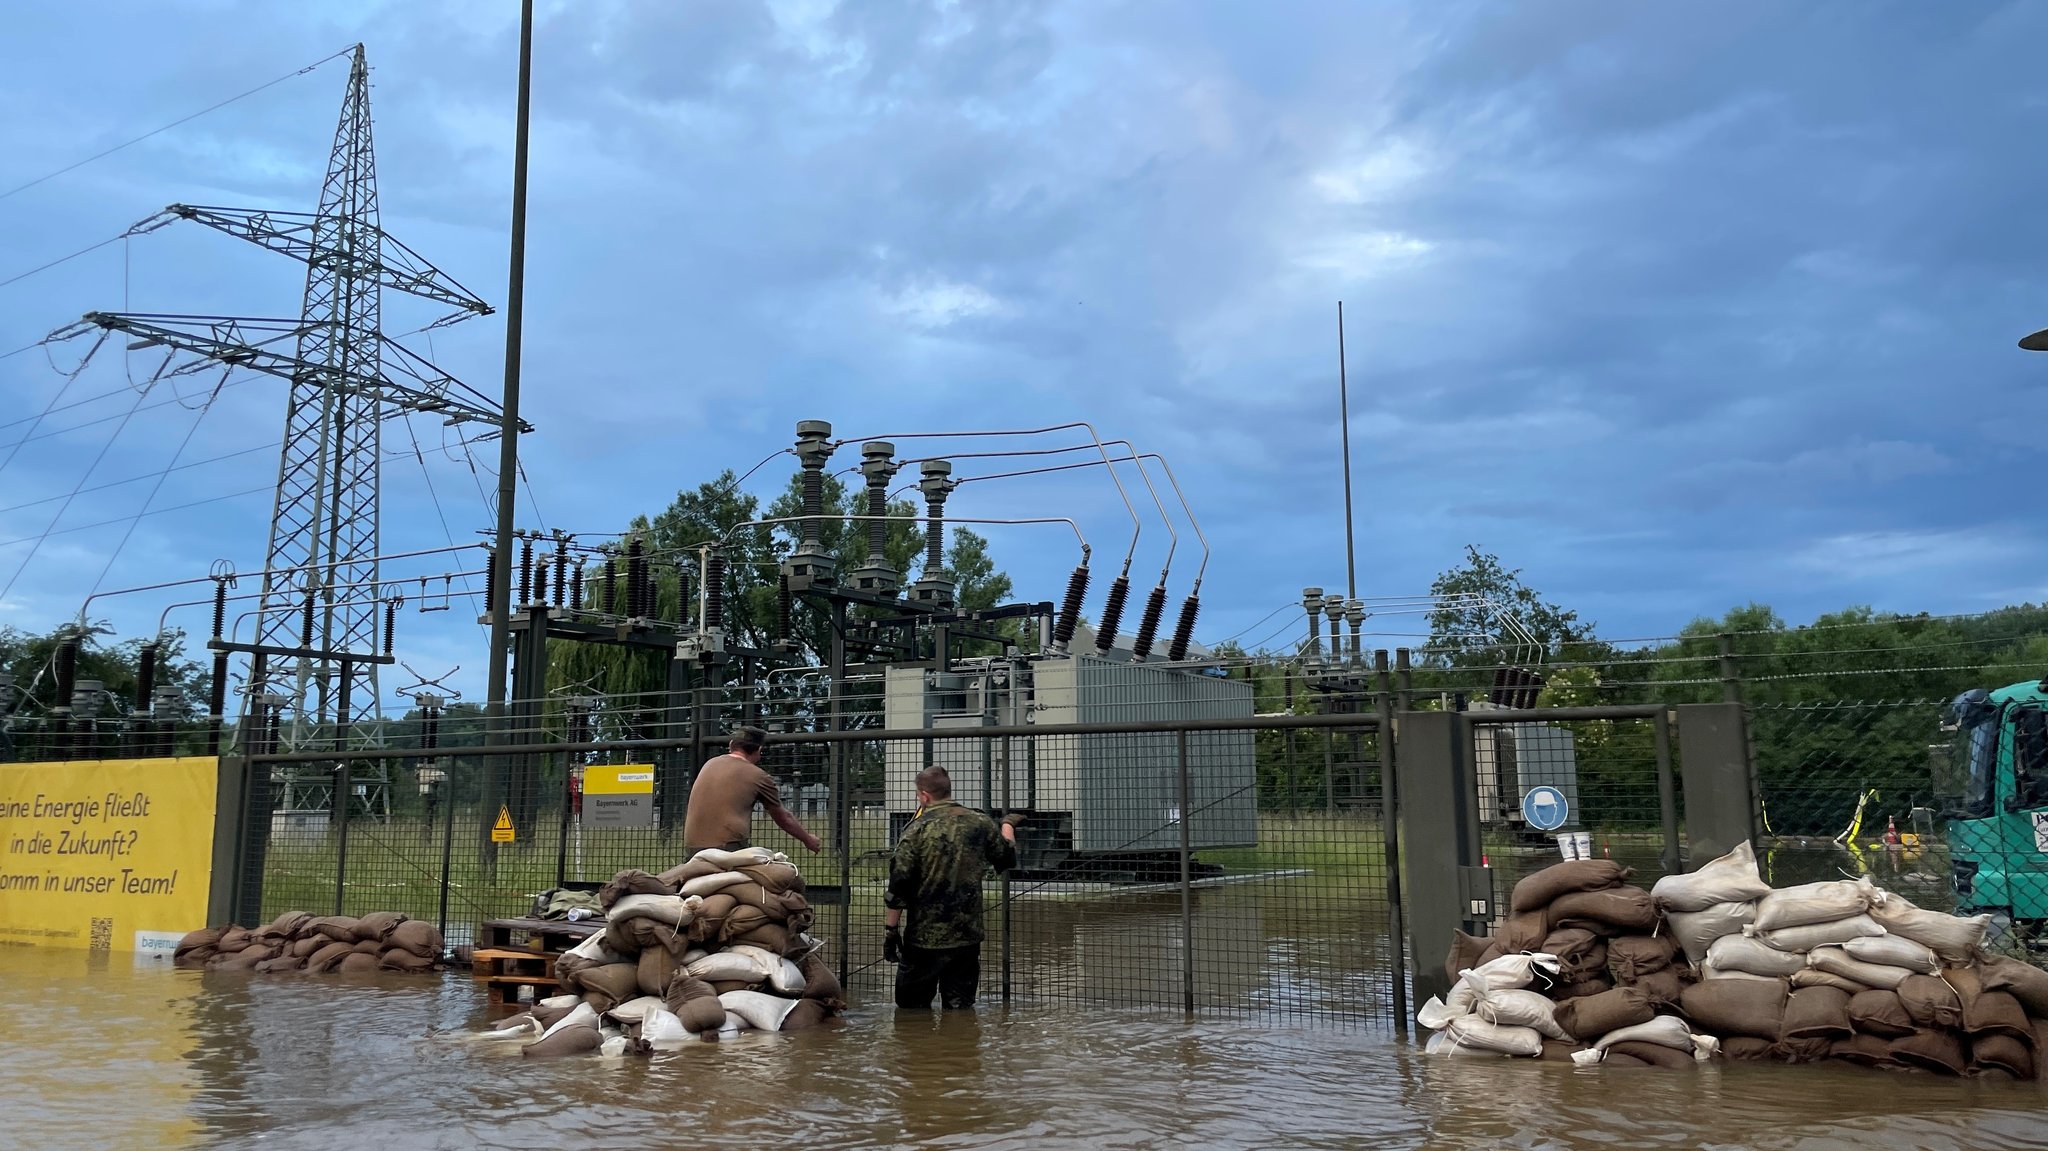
[682, 726, 822, 855]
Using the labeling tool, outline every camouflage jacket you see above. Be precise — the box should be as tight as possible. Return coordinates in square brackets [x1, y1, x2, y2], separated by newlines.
[885, 801, 1017, 950]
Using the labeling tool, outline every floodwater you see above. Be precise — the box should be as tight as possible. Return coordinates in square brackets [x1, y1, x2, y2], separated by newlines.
[3, 949, 2045, 1151]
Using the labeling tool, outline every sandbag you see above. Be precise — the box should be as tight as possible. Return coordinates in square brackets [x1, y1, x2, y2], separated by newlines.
[1607, 935, 1678, 983]
[726, 945, 806, 994]
[603, 996, 666, 1025]
[692, 846, 782, 870]
[290, 936, 325, 959]
[254, 954, 305, 973]
[1464, 951, 1562, 991]
[1631, 968, 1687, 1006]
[1867, 891, 1990, 963]
[176, 926, 226, 958]
[523, 1012, 602, 1058]
[1651, 841, 1771, 913]
[1773, 1036, 1833, 1064]
[737, 861, 805, 895]
[257, 911, 312, 940]
[1599, 1051, 1651, 1067]
[1839, 934, 1938, 974]
[1553, 978, 1614, 1001]
[1829, 1033, 1895, 1066]
[720, 989, 803, 1032]
[1789, 968, 1870, 995]
[1590, 1014, 1700, 1054]
[2033, 1020, 2048, 1083]
[1705, 934, 1806, 979]
[1745, 915, 1886, 954]
[1971, 1032, 2034, 1079]
[1445, 930, 1492, 985]
[1665, 901, 1756, 966]
[1752, 878, 1876, 933]
[688, 950, 767, 984]
[1540, 928, 1607, 984]
[1888, 1029, 1967, 1076]
[1492, 911, 1550, 955]
[781, 998, 830, 1031]
[531, 996, 581, 1029]
[1976, 954, 2048, 1017]
[306, 916, 360, 943]
[215, 926, 256, 953]
[1553, 986, 1655, 1042]
[1720, 1035, 1776, 1062]
[799, 951, 846, 1010]
[1806, 947, 1913, 991]
[689, 893, 740, 944]
[606, 916, 681, 957]
[681, 870, 750, 898]
[1963, 988, 2032, 1045]
[1896, 974, 1964, 1029]
[1415, 996, 1465, 1032]
[1547, 887, 1657, 935]
[305, 941, 355, 973]
[726, 923, 792, 954]
[1703, 968, 1779, 982]
[637, 947, 677, 998]
[600, 869, 674, 910]
[386, 920, 444, 960]
[665, 974, 729, 1033]
[711, 979, 759, 995]
[608, 892, 703, 929]
[336, 952, 380, 974]
[1604, 1040, 1695, 1069]
[1509, 859, 1631, 914]
[577, 962, 642, 1007]
[1465, 980, 1569, 1041]
[378, 949, 435, 972]
[351, 939, 382, 955]
[1678, 977, 1787, 1040]
[640, 1005, 690, 1043]
[352, 911, 407, 942]
[1846, 989, 1915, 1038]
[174, 946, 218, 968]
[1536, 1038, 1587, 1063]
[1442, 1015, 1543, 1056]
[1779, 985, 1852, 1041]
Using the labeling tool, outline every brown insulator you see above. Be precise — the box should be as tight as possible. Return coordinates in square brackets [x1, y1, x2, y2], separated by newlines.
[1094, 575, 1130, 653]
[1130, 584, 1168, 660]
[1052, 565, 1090, 650]
[1166, 594, 1201, 662]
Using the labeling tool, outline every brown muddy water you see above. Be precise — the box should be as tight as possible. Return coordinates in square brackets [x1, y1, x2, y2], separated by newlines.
[2, 947, 2045, 1151]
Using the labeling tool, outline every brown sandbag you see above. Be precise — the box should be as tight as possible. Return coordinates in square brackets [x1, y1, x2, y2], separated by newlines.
[1547, 887, 1658, 935]
[1541, 928, 1607, 984]
[215, 926, 255, 954]
[257, 911, 312, 940]
[305, 940, 355, 973]
[583, 990, 620, 1013]
[212, 948, 270, 972]
[1963, 988, 2032, 1046]
[1607, 1040, 1695, 1069]
[637, 947, 677, 998]
[554, 952, 594, 992]
[1720, 1036, 1775, 1062]
[710, 979, 758, 995]
[1600, 1051, 1651, 1067]
[1509, 859, 1631, 914]
[1789, 969, 1870, 995]
[690, 893, 740, 944]
[607, 916, 681, 957]
[737, 861, 805, 895]
[1771, 1036, 1832, 1064]
[726, 922, 791, 954]
[336, 952, 379, 974]
[1446, 930, 1491, 984]
[1553, 985, 1655, 1042]
[386, 919, 444, 960]
[1631, 968, 1687, 1006]
[352, 910, 407, 942]
[799, 951, 846, 1010]
[1889, 1029, 1968, 1076]
[350, 939, 382, 955]
[1971, 1032, 2034, 1079]
[290, 936, 325, 959]
[665, 974, 728, 1033]
[1492, 910, 1549, 955]
[1847, 989, 1915, 1038]
[658, 854, 728, 888]
[522, 1024, 601, 1058]
[378, 949, 435, 972]
[1536, 1038, 1588, 1063]
[1678, 978, 1788, 1041]
[1553, 978, 1614, 1001]
[1896, 974, 1963, 1030]
[781, 998, 830, 1030]
[2033, 1020, 2048, 1083]
[175, 926, 226, 958]
[577, 962, 641, 1006]
[175, 947, 218, 968]
[1978, 954, 2048, 1017]
[1779, 986, 1852, 1042]
[1607, 935, 1678, 984]
[306, 916, 360, 943]
[254, 954, 305, 973]
[600, 868, 674, 910]
[530, 999, 577, 1029]
[1828, 1032, 1894, 1066]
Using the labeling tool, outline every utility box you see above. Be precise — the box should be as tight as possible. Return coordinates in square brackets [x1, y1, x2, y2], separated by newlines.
[884, 655, 1257, 863]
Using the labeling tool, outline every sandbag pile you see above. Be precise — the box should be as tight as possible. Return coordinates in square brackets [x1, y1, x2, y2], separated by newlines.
[172, 911, 445, 974]
[484, 846, 844, 1057]
[1418, 841, 2048, 1079]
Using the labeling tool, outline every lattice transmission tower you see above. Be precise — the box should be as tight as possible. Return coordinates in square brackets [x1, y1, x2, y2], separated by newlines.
[51, 45, 516, 810]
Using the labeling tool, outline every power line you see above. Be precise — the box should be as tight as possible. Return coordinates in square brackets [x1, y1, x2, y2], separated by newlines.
[0, 438, 273, 517]
[0, 380, 152, 602]
[0, 45, 357, 204]
[0, 484, 270, 549]
[86, 372, 226, 597]
[0, 369, 263, 454]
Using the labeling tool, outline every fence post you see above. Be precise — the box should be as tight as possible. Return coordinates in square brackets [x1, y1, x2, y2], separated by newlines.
[1374, 651, 1408, 1035]
[332, 759, 351, 916]
[1676, 703, 1756, 861]
[996, 731, 1012, 1007]
[207, 754, 249, 928]
[1177, 727, 1194, 1015]
[437, 756, 458, 940]
[1653, 708, 1680, 875]
[1395, 709, 1489, 1010]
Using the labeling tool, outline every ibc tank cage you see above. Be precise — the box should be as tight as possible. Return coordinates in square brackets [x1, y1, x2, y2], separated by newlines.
[883, 654, 1258, 863]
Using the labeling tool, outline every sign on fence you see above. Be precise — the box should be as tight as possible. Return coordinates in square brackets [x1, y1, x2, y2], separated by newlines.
[491, 805, 517, 843]
[0, 756, 218, 954]
[584, 764, 655, 828]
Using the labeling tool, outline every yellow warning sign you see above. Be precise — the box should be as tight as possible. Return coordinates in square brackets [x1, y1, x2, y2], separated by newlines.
[491, 806, 516, 844]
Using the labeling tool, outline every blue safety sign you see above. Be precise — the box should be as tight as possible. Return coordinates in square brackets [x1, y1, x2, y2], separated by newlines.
[1522, 786, 1569, 832]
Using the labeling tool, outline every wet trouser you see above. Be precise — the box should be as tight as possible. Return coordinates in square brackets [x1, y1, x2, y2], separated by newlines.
[895, 942, 982, 1009]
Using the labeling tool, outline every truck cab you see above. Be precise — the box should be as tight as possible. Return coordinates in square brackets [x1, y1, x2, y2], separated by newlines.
[1941, 681, 2048, 923]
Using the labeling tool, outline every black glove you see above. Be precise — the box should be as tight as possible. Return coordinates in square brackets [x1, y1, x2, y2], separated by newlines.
[883, 924, 903, 964]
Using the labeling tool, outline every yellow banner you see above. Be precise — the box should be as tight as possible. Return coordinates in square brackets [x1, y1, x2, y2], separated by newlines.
[0, 757, 218, 954]
[583, 764, 655, 795]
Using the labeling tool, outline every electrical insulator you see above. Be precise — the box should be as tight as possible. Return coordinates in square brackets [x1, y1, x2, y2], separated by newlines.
[553, 539, 570, 608]
[1095, 575, 1131, 653]
[1130, 584, 1168, 660]
[211, 580, 228, 640]
[483, 548, 499, 614]
[602, 554, 617, 616]
[300, 589, 317, 647]
[1052, 565, 1090, 652]
[518, 535, 535, 605]
[626, 536, 646, 618]
[777, 574, 793, 642]
[54, 635, 78, 709]
[533, 562, 549, 607]
[383, 599, 398, 655]
[569, 566, 584, 614]
[136, 643, 159, 710]
[1167, 594, 1201, 662]
[705, 553, 728, 631]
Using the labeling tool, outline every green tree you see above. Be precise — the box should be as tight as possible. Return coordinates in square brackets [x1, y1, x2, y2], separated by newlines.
[1426, 546, 1595, 668]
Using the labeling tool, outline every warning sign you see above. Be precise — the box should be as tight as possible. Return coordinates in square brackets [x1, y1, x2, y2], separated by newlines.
[583, 764, 655, 829]
[491, 806, 516, 844]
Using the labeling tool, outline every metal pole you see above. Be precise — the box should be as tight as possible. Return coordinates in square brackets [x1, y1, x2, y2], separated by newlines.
[831, 602, 851, 987]
[1178, 728, 1194, 1015]
[1654, 708, 1680, 875]
[1338, 301, 1357, 601]
[483, 0, 533, 764]
[332, 759, 350, 916]
[436, 752, 457, 940]
[1374, 650, 1407, 1034]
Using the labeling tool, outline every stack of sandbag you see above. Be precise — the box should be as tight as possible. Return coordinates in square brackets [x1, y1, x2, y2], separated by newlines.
[1420, 842, 2047, 1079]
[172, 910, 444, 975]
[496, 846, 843, 1057]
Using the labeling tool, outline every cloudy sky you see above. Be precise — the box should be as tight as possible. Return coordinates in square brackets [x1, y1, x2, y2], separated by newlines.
[2, 0, 2046, 696]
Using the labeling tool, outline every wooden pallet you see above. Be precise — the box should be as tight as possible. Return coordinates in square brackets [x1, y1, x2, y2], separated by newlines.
[471, 946, 558, 1007]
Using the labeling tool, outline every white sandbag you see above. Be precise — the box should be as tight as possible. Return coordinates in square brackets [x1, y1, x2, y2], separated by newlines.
[719, 989, 804, 1031]
[688, 950, 769, 984]
[479, 1016, 542, 1041]
[1702, 967, 1780, 982]
[1806, 946, 1913, 990]
[1751, 877, 1877, 932]
[1443, 1014, 1543, 1056]
[786, 932, 825, 960]
[1594, 1015, 1698, 1053]
[691, 846, 783, 870]
[717, 1010, 750, 1038]
[1867, 890, 1991, 964]
[1425, 1031, 1507, 1057]
[1462, 952, 1561, 991]
[640, 1006, 690, 1044]
[1666, 901, 1757, 965]
[681, 870, 752, 898]
[1789, 968, 1870, 994]
[1416, 996, 1467, 1031]
[1461, 973, 1568, 1041]
[608, 893, 704, 928]
[725, 944, 805, 992]
[1652, 841, 1772, 913]
[1842, 934, 1939, 974]
[535, 1001, 600, 1043]
[1445, 980, 1479, 1015]
[603, 996, 666, 1025]
[679, 949, 708, 965]
[1743, 914, 1885, 953]
[1704, 933, 1807, 977]
[563, 933, 629, 965]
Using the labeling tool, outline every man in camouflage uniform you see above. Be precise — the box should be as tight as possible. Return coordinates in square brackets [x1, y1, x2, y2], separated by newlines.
[884, 765, 1020, 1009]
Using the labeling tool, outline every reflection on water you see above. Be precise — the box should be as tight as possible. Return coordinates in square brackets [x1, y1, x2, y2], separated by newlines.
[1, 947, 2043, 1151]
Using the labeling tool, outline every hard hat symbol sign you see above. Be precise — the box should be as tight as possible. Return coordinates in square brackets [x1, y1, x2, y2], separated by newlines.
[1522, 786, 1569, 832]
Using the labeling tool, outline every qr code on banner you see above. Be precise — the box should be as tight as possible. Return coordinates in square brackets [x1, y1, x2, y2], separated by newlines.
[89, 917, 112, 953]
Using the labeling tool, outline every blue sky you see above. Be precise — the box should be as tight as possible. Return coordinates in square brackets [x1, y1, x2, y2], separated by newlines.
[3, 0, 2047, 698]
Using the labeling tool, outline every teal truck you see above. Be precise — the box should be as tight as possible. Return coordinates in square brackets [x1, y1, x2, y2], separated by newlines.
[1940, 680, 2048, 924]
